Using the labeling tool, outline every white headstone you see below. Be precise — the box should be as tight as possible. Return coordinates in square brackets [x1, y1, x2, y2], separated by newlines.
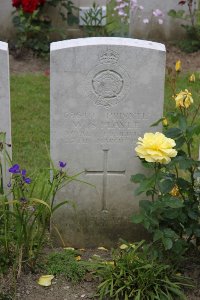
[0, 42, 11, 193]
[50, 37, 166, 247]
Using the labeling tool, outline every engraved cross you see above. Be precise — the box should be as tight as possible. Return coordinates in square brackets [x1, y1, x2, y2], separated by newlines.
[85, 149, 125, 211]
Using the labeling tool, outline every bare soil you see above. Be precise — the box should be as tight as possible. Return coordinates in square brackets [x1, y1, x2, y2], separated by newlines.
[1, 248, 200, 300]
[9, 43, 200, 74]
[2, 43, 200, 300]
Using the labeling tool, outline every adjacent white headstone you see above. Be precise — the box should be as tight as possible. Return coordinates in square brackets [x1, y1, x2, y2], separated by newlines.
[0, 42, 11, 193]
[50, 37, 166, 247]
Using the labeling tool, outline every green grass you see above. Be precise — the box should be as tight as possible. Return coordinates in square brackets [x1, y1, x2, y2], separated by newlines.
[10, 74, 50, 172]
[10, 72, 200, 172]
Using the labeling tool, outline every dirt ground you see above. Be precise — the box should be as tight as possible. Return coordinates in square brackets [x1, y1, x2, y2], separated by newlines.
[1, 247, 200, 300]
[2, 44, 200, 300]
[9, 43, 200, 74]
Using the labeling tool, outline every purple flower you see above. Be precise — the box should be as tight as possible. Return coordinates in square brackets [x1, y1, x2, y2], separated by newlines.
[20, 197, 27, 203]
[21, 169, 26, 176]
[59, 161, 67, 168]
[7, 181, 11, 188]
[24, 177, 31, 184]
[9, 164, 20, 174]
[153, 8, 164, 18]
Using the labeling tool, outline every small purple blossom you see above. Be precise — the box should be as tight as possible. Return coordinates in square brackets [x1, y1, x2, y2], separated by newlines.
[21, 169, 26, 176]
[23, 177, 31, 184]
[9, 164, 20, 174]
[7, 181, 11, 188]
[20, 197, 27, 203]
[153, 8, 164, 18]
[59, 161, 67, 168]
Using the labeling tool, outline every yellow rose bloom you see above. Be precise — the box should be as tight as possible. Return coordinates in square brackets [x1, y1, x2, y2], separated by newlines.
[170, 185, 180, 197]
[174, 89, 193, 108]
[175, 60, 181, 72]
[135, 132, 177, 164]
[189, 73, 195, 82]
[162, 118, 168, 127]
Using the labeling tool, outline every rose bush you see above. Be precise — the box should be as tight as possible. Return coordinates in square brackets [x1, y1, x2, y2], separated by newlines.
[132, 61, 200, 257]
[11, 0, 78, 56]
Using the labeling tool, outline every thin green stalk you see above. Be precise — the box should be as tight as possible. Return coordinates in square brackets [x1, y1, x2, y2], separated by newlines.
[191, 102, 200, 125]
[152, 163, 159, 202]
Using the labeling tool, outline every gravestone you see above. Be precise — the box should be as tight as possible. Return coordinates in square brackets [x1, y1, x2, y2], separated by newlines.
[50, 37, 166, 247]
[0, 42, 11, 192]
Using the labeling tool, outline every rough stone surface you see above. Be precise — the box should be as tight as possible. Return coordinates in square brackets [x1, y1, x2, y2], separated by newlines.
[50, 37, 166, 247]
[0, 41, 11, 191]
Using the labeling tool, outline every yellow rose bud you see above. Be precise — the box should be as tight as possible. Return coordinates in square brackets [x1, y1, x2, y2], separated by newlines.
[189, 73, 195, 82]
[162, 118, 168, 127]
[170, 185, 180, 197]
[175, 60, 181, 72]
[175, 89, 193, 109]
[135, 132, 177, 164]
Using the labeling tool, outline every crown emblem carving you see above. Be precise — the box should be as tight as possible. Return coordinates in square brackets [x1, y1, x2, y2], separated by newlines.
[99, 49, 119, 64]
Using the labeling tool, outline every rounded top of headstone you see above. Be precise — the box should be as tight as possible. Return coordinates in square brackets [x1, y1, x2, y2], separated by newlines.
[50, 37, 166, 52]
[0, 41, 8, 51]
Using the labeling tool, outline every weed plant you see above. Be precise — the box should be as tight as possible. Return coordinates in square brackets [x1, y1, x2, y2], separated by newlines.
[44, 249, 87, 283]
[94, 241, 193, 300]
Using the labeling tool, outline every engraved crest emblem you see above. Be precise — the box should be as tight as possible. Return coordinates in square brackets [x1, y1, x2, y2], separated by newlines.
[86, 49, 130, 108]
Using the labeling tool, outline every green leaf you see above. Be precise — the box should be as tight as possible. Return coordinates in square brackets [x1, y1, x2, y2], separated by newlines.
[188, 210, 199, 220]
[163, 228, 178, 239]
[178, 158, 194, 169]
[153, 230, 163, 242]
[168, 9, 177, 17]
[130, 173, 146, 183]
[134, 177, 155, 195]
[131, 214, 143, 224]
[165, 197, 184, 208]
[52, 200, 70, 213]
[163, 208, 180, 219]
[162, 237, 173, 250]
[165, 128, 183, 138]
[159, 179, 174, 194]
[175, 136, 185, 148]
[139, 200, 152, 211]
[177, 178, 190, 189]
[29, 198, 51, 212]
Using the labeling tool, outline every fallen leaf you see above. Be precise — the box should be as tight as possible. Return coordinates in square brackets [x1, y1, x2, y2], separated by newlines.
[63, 247, 75, 251]
[97, 246, 108, 251]
[119, 244, 128, 250]
[38, 275, 54, 287]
